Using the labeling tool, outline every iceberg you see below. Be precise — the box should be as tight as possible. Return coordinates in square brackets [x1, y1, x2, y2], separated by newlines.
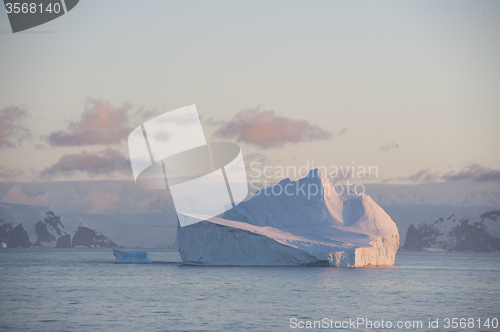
[113, 248, 151, 263]
[177, 169, 399, 267]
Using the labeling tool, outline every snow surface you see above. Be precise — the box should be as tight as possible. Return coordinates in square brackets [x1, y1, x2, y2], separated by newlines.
[113, 248, 151, 263]
[177, 169, 400, 267]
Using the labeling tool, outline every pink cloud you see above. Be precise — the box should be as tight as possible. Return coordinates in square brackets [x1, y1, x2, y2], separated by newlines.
[47, 98, 132, 146]
[40, 148, 130, 178]
[214, 108, 332, 149]
[82, 190, 121, 213]
[1, 186, 49, 206]
[0, 105, 31, 149]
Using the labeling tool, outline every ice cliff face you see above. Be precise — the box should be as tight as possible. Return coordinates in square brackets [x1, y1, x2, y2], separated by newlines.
[402, 211, 500, 252]
[177, 169, 399, 267]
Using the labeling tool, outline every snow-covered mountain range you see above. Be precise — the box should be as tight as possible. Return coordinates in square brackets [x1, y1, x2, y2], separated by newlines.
[401, 210, 500, 252]
[0, 202, 177, 248]
[0, 203, 116, 248]
[1, 176, 499, 251]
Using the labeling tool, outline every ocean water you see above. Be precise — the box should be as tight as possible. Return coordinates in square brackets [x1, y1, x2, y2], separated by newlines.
[0, 249, 499, 332]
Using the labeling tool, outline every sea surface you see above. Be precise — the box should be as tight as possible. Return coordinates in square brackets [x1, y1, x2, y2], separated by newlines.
[0, 249, 499, 331]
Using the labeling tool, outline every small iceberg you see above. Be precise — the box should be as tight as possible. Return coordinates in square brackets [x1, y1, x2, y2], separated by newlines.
[113, 248, 151, 263]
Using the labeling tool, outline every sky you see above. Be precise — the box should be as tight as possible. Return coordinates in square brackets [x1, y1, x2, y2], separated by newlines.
[0, 0, 499, 185]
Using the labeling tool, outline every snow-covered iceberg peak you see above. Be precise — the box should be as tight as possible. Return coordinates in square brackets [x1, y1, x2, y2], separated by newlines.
[177, 168, 399, 267]
[225, 168, 397, 237]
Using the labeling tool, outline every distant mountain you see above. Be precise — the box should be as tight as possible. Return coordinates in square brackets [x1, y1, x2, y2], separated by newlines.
[380, 204, 500, 246]
[0, 202, 177, 248]
[72, 227, 117, 248]
[1, 179, 499, 249]
[34, 211, 68, 246]
[0, 223, 31, 248]
[401, 211, 500, 252]
[0, 203, 51, 246]
[0, 203, 117, 248]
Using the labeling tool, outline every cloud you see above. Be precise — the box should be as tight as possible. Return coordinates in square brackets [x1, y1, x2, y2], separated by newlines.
[40, 148, 130, 179]
[213, 108, 332, 149]
[337, 127, 347, 136]
[0, 105, 31, 149]
[82, 190, 121, 213]
[442, 164, 500, 183]
[1, 186, 50, 206]
[47, 98, 132, 146]
[384, 164, 500, 184]
[379, 142, 399, 151]
[243, 152, 271, 169]
[402, 168, 440, 183]
[0, 166, 24, 181]
[134, 107, 162, 121]
[0, 185, 119, 213]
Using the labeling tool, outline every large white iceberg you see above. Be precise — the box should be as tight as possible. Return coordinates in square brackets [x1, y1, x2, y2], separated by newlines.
[113, 248, 151, 263]
[177, 169, 399, 267]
